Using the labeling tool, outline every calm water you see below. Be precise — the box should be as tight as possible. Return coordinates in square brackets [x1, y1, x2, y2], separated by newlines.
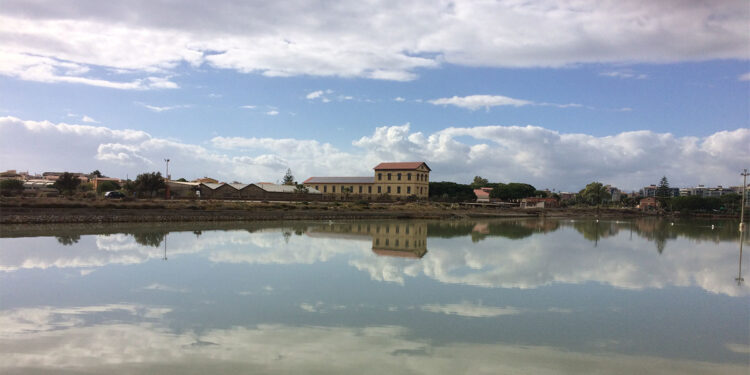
[0, 218, 748, 374]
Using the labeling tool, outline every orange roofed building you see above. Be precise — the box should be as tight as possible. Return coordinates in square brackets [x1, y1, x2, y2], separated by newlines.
[304, 162, 430, 199]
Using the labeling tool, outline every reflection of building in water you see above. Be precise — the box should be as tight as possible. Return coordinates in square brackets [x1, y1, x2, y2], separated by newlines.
[306, 222, 427, 258]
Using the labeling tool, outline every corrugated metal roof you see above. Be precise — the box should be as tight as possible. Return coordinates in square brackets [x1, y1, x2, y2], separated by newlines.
[228, 183, 249, 190]
[303, 176, 374, 184]
[373, 162, 430, 171]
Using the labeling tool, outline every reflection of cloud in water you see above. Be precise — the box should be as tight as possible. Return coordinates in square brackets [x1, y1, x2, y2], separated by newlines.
[0, 306, 744, 374]
[1, 222, 745, 297]
[356, 229, 748, 297]
[421, 301, 521, 317]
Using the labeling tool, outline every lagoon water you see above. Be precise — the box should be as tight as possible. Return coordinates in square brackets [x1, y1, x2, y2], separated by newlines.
[0, 218, 748, 374]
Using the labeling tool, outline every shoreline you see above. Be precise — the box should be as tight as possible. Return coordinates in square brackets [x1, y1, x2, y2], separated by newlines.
[0, 198, 739, 225]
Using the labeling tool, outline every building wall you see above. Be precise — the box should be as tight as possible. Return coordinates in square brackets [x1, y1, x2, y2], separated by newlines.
[303, 164, 430, 200]
[373, 166, 430, 198]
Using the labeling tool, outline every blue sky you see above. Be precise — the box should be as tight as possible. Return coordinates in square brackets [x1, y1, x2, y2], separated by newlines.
[0, 0, 748, 191]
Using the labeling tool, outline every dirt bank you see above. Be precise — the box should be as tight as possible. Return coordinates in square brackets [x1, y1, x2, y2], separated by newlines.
[0, 198, 651, 224]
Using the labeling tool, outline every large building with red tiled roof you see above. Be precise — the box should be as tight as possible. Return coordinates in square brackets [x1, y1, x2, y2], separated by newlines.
[303, 161, 430, 199]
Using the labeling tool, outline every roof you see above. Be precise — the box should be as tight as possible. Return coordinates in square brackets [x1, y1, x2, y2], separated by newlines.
[228, 183, 249, 190]
[373, 162, 430, 171]
[474, 188, 491, 198]
[201, 183, 226, 190]
[257, 183, 322, 194]
[304, 176, 374, 184]
[168, 180, 200, 186]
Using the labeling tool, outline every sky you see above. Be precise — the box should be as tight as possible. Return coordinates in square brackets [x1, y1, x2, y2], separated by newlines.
[0, 0, 748, 192]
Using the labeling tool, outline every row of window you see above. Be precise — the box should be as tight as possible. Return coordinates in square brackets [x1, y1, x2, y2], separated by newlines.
[313, 185, 426, 195]
[377, 172, 428, 182]
[375, 238, 424, 248]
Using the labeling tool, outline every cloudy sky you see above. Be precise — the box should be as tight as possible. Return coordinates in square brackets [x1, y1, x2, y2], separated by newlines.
[0, 0, 748, 191]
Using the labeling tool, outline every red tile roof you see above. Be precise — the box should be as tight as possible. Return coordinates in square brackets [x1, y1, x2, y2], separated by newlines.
[474, 188, 491, 198]
[373, 162, 430, 171]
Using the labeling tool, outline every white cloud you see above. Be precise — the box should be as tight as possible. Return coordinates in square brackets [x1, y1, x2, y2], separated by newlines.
[394, 97, 406, 102]
[1, 116, 748, 191]
[265, 110, 279, 116]
[81, 115, 99, 123]
[306, 90, 326, 99]
[429, 94, 582, 110]
[739, 72, 750, 81]
[600, 70, 648, 79]
[137, 103, 190, 112]
[306, 89, 334, 102]
[239, 105, 256, 109]
[0, 1, 746, 84]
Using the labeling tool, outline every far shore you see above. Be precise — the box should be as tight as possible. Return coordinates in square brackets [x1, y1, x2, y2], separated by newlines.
[0, 197, 739, 225]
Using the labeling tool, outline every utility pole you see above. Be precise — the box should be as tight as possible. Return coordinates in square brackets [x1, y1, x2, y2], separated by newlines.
[737, 169, 747, 286]
[741, 169, 748, 232]
[164, 158, 171, 199]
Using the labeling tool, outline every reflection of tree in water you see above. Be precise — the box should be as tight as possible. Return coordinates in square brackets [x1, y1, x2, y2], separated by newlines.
[55, 235, 80, 246]
[282, 230, 292, 244]
[428, 220, 560, 242]
[193, 230, 202, 238]
[131, 232, 167, 247]
[572, 220, 619, 243]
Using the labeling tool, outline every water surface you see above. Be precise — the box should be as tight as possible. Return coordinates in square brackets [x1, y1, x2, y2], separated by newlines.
[1, 218, 748, 374]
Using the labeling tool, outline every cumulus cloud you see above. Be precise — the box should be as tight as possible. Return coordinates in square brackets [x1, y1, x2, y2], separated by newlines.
[2, 116, 748, 191]
[0, 1, 746, 84]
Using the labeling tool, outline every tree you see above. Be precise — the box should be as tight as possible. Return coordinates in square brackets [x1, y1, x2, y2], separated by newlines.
[96, 180, 121, 193]
[282, 169, 295, 185]
[176, 178, 188, 182]
[579, 182, 608, 206]
[134, 172, 166, 198]
[53, 172, 82, 195]
[489, 182, 536, 201]
[90, 170, 102, 178]
[655, 176, 672, 207]
[428, 182, 477, 202]
[0, 179, 25, 196]
[294, 184, 309, 194]
[470, 176, 489, 189]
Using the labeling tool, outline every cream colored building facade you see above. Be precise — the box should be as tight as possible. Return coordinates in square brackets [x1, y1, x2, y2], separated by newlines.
[303, 162, 430, 200]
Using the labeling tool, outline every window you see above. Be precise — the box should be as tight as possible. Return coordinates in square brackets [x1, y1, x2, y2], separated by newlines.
[395, 239, 399, 246]
[376, 239, 380, 245]
[378, 173, 382, 181]
[387, 173, 391, 181]
[368, 186, 372, 193]
[397, 173, 401, 181]
[378, 186, 382, 193]
[395, 226, 399, 233]
[397, 186, 401, 194]
[405, 240, 409, 247]
[407, 186, 411, 194]
[332, 186, 336, 193]
[359, 186, 362, 193]
[385, 239, 389, 245]
[407, 173, 411, 181]
[387, 186, 391, 193]
[350, 186, 353, 193]
[324, 186, 327, 192]
[315, 185, 319, 190]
